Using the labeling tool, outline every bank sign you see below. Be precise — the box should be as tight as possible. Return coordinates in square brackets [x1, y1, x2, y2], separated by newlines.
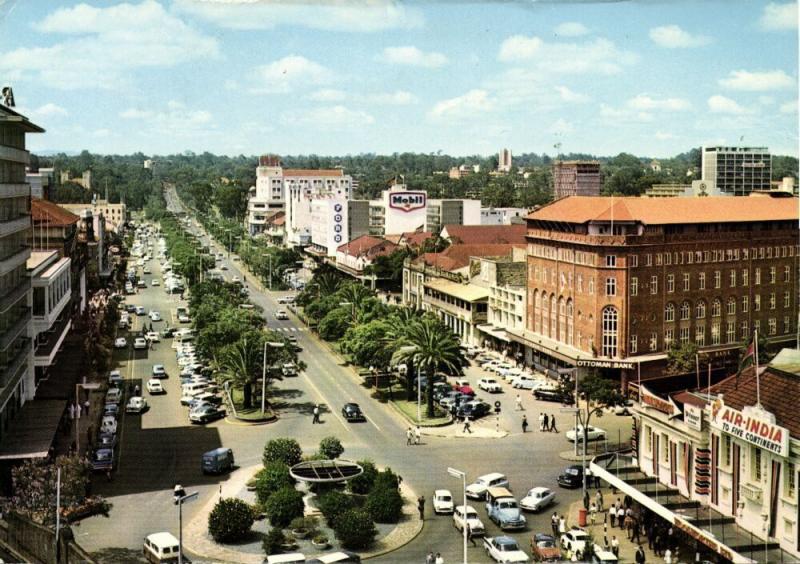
[389, 192, 426, 213]
[710, 399, 790, 457]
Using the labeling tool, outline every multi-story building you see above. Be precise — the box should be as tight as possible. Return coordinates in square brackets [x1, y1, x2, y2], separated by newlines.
[284, 170, 352, 247]
[335, 235, 398, 280]
[309, 198, 369, 257]
[25, 167, 53, 199]
[512, 195, 799, 387]
[448, 164, 480, 179]
[0, 103, 43, 441]
[552, 160, 602, 199]
[470, 251, 527, 349]
[481, 207, 528, 225]
[61, 197, 126, 233]
[702, 146, 772, 196]
[644, 181, 728, 198]
[27, 250, 71, 378]
[369, 184, 428, 237]
[426, 199, 481, 234]
[498, 148, 512, 173]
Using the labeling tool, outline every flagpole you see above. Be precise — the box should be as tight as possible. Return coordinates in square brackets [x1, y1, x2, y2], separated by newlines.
[695, 353, 700, 390]
[754, 329, 760, 407]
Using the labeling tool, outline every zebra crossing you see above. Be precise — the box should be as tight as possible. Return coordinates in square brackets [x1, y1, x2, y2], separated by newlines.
[272, 326, 306, 332]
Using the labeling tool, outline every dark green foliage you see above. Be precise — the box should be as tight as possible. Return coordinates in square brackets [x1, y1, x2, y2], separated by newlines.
[347, 460, 378, 495]
[208, 498, 255, 543]
[263, 438, 303, 467]
[365, 483, 403, 523]
[317, 490, 355, 529]
[318, 436, 344, 459]
[254, 463, 293, 506]
[262, 528, 286, 555]
[332, 509, 378, 550]
[264, 487, 305, 528]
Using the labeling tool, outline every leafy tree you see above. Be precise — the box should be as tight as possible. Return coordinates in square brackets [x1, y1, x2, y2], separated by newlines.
[11, 455, 91, 526]
[318, 307, 352, 341]
[666, 341, 700, 376]
[208, 498, 255, 543]
[333, 509, 377, 549]
[264, 487, 305, 528]
[365, 483, 403, 523]
[214, 183, 248, 220]
[254, 463, 294, 506]
[317, 490, 355, 529]
[318, 436, 344, 459]
[348, 460, 378, 495]
[262, 528, 286, 555]
[216, 333, 268, 409]
[560, 371, 622, 450]
[340, 320, 394, 371]
[263, 438, 303, 467]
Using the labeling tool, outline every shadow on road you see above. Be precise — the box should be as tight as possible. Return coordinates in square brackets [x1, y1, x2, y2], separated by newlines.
[90, 547, 148, 563]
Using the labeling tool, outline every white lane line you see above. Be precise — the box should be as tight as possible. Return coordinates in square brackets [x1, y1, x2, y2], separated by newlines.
[300, 369, 348, 431]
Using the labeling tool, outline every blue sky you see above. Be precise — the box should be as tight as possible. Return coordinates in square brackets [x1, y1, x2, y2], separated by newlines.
[0, 0, 797, 158]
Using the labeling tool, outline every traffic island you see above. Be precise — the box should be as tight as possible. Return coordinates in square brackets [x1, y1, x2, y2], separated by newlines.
[225, 388, 277, 424]
[389, 399, 452, 427]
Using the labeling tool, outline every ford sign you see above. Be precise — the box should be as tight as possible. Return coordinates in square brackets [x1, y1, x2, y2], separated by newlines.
[389, 192, 426, 213]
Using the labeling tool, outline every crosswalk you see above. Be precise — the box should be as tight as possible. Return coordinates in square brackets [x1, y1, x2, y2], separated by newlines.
[271, 327, 307, 332]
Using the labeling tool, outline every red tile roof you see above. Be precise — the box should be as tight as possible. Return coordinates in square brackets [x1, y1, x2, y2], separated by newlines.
[402, 231, 434, 247]
[442, 224, 527, 245]
[283, 169, 343, 177]
[33, 198, 79, 227]
[337, 235, 398, 258]
[529, 195, 799, 225]
[416, 243, 524, 271]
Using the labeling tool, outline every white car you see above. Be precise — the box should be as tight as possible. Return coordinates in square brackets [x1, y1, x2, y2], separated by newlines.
[152, 364, 167, 377]
[146, 379, 165, 394]
[519, 487, 556, 512]
[566, 425, 607, 443]
[511, 375, 538, 389]
[466, 473, 509, 500]
[114, 338, 127, 349]
[178, 313, 190, 323]
[481, 359, 501, 371]
[491, 362, 514, 374]
[232, 276, 241, 283]
[125, 396, 148, 414]
[275, 310, 289, 320]
[145, 331, 160, 342]
[498, 367, 523, 382]
[432, 489, 455, 514]
[135, 306, 146, 315]
[453, 505, 485, 536]
[560, 527, 591, 555]
[483, 536, 529, 563]
[100, 415, 117, 434]
[478, 378, 503, 393]
[133, 337, 148, 350]
[151, 279, 160, 286]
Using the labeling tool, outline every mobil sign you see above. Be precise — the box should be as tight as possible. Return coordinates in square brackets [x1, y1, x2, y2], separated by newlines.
[389, 192, 426, 213]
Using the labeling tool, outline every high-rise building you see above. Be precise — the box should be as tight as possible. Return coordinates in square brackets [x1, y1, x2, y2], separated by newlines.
[0, 102, 43, 440]
[498, 148, 512, 172]
[426, 199, 481, 234]
[552, 160, 602, 199]
[701, 146, 772, 196]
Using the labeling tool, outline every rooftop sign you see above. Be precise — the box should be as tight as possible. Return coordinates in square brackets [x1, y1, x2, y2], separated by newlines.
[710, 398, 790, 458]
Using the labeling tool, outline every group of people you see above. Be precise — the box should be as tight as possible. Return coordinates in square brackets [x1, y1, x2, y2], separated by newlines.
[406, 426, 422, 445]
[424, 551, 444, 564]
[538, 411, 558, 432]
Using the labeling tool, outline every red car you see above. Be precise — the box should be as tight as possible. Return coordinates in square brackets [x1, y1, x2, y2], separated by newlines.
[531, 533, 561, 561]
[456, 385, 475, 396]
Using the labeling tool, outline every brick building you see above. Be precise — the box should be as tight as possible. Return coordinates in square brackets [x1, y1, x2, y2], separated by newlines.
[510, 195, 799, 389]
[552, 160, 602, 199]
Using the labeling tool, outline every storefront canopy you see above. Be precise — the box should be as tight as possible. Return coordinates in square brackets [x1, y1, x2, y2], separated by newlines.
[0, 400, 65, 460]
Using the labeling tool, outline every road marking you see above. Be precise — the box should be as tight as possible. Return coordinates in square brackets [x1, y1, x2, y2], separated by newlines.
[301, 370, 348, 430]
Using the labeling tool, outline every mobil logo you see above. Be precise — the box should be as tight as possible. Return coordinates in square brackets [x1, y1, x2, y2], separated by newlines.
[389, 192, 426, 213]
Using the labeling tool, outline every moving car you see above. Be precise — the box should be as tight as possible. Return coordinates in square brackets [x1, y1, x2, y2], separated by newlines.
[143, 532, 181, 564]
[134, 337, 148, 350]
[135, 306, 146, 315]
[202, 447, 234, 474]
[534, 388, 573, 404]
[178, 313, 191, 323]
[108, 370, 124, 386]
[232, 276, 241, 283]
[478, 378, 503, 393]
[149, 311, 162, 321]
[566, 425, 607, 443]
[275, 310, 289, 320]
[90, 448, 115, 472]
[483, 536, 529, 563]
[145, 331, 160, 342]
[511, 375, 538, 389]
[432, 489, 455, 514]
[519, 487, 556, 513]
[466, 473, 510, 500]
[152, 364, 167, 378]
[125, 396, 148, 414]
[613, 399, 634, 416]
[560, 527, 591, 556]
[151, 279, 160, 286]
[530, 533, 561, 562]
[114, 338, 127, 349]
[146, 379, 165, 394]
[557, 465, 584, 489]
[137, 280, 147, 289]
[485, 487, 526, 530]
[453, 505, 485, 536]
[189, 404, 225, 424]
[341, 403, 366, 422]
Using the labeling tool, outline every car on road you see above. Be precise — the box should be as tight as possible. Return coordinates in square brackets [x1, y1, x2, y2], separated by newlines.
[486, 487, 526, 530]
[534, 388, 573, 404]
[433, 489, 454, 514]
[135, 306, 146, 316]
[137, 280, 147, 289]
[483, 536, 529, 563]
[275, 310, 289, 320]
[557, 465, 584, 489]
[133, 337, 148, 350]
[466, 473, 509, 500]
[149, 311, 162, 321]
[341, 403, 366, 422]
[189, 404, 225, 424]
[105, 388, 122, 405]
[189, 393, 222, 409]
[160, 327, 176, 338]
[145, 331, 160, 342]
[114, 338, 127, 349]
[103, 403, 120, 417]
[560, 527, 591, 556]
[498, 367, 524, 381]
[95, 432, 117, 450]
[151, 365, 166, 378]
[613, 399, 634, 416]
[519, 487, 556, 513]
[126, 396, 148, 414]
[220, 264, 228, 270]
[151, 279, 160, 286]
[566, 425, 606, 443]
[146, 379, 165, 394]
[457, 400, 491, 421]
[178, 313, 190, 323]
[530, 533, 561, 562]
[439, 392, 470, 410]
[453, 505, 485, 536]
[478, 377, 503, 393]
[108, 370, 124, 385]
[489, 362, 514, 375]
[143, 266, 152, 274]
[480, 359, 502, 371]
[281, 363, 298, 376]
[90, 448, 115, 472]
[511, 375, 538, 389]
[232, 276, 241, 283]
[287, 335, 302, 351]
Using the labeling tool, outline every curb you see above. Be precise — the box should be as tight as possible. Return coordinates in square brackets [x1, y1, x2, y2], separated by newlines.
[225, 414, 277, 426]
[387, 400, 453, 429]
[360, 482, 424, 560]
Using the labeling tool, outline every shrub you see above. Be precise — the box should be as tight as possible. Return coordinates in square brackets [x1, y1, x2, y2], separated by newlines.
[317, 490, 355, 529]
[264, 487, 305, 528]
[290, 516, 318, 534]
[333, 509, 377, 550]
[254, 463, 293, 506]
[373, 468, 400, 491]
[348, 460, 378, 495]
[262, 528, 285, 556]
[263, 438, 303, 467]
[366, 483, 404, 523]
[318, 436, 344, 459]
[208, 498, 254, 543]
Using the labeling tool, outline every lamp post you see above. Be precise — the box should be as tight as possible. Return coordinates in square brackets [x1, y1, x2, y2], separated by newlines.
[75, 382, 101, 453]
[262, 253, 272, 290]
[177, 490, 199, 564]
[262, 341, 284, 414]
[447, 467, 468, 564]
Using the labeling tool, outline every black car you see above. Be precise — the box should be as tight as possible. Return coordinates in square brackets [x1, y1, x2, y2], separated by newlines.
[90, 448, 114, 472]
[342, 403, 366, 422]
[160, 327, 177, 338]
[457, 400, 491, 420]
[125, 304, 137, 313]
[189, 404, 226, 424]
[557, 464, 584, 488]
[534, 388, 574, 404]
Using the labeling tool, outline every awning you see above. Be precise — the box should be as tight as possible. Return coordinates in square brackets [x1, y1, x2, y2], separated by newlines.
[477, 324, 510, 343]
[423, 279, 489, 302]
[0, 399, 66, 460]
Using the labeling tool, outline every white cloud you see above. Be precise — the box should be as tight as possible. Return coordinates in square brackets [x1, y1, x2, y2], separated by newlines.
[759, 95, 776, 105]
[627, 94, 691, 111]
[224, 79, 239, 91]
[379, 46, 448, 68]
[599, 104, 653, 123]
[554, 86, 589, 103]
[655, 131, 677, 140]
[173, 0, 423, 32]
[282, 105, 374, 128]
[649, 25, 711, 48]
[718, 69, 794, 91]
[428, 89, 495, 122]
[0, 0, 219, 90]
[120, 108, 152, 119]
[367, 90, 418, 105]
[92, 128, 111, 138]
[547, 118, 574, 134]
[707, 95, 751, 115]
[780, 100, 798, 114]
[250, 55, 333, 94]
[27, 103, 69, 119]
[554, 22, 589, 37]
[308, 89, 347, 102]
[759, 2, 798, 31]
[497, 36, 638, 74]
[119, 100, 213, 136]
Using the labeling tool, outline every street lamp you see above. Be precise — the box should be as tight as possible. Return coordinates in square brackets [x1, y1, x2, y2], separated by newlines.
[75, 382, 101, 453]
[262, 253, 273, 290]
[447, 467, 468, 564]
[262, 341, 284, 413]
[176, 490, 198, 564]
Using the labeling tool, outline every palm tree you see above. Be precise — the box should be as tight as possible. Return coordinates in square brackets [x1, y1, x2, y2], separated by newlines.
[216, 337, 263, 410]
[391, 315, 466, 418]
[385, 308, 425, 400]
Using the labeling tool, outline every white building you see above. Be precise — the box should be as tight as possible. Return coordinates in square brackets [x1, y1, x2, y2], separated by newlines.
[309, 198, 369, 257]
[28, 251, 72, 369]
[701, 146, 772, 196]
[369, 184, 428, 236]
[498, 148, 512, 172]
[26, 167, 53, 199]
[61, 197, 127, 233]
[480, 207, 528, 225]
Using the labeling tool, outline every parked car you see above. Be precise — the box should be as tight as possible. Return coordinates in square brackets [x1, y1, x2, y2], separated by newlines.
[125, 396, 148, 414]
[275, 310, 289, 320]
[342, 403, 366, 422]
[103, 403, 120, 417]
[519, 487, 556, 512]
[483, 536, 529, 563]
[432, 489, 455, 514]
[151, 279, 160, 286]
[281, 363, 298, 376]
[560, 527, 591, 556]
[178, 313, 190, 323]
[566, 425, 607, 443]
[114, 338, 127, 349]
[152, 364, 166, 378]
[592, 544, 619, 563]
[457, 400, 491, 421]
[498, 367, 524, 381]
[466, 473, 510, 500]
[108, 370, 124, 386]
[453, 505, 485, 536]
[439, 392, 470, 410]
[105, 388, 123, 405]
[146, 379, 165, 394]
[95, 432, 117, 450]
[145, 331, 160, 342]
[160, 327, 176, 338]
[90, 448, 115, 472]
[100, 415, 117, 434]
[530, 533, 561, 562]
[613, 399, 634, 416]
[478, 377, 503, 393]
[135, 306, 146, 315]
[189, 404, 225, 424]
[149, 311, 162, 321]
[490, 362, 514, 375]
[557, 465, 584, 489]
[534, 388, 573, 404]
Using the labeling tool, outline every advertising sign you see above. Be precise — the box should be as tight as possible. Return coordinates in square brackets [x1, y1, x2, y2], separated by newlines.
[710, 398, 789, 457]
[576, 359, 635, 370]
[389, 192, 426, 212]
[684, 403, 703, 431]
[640, 386, 682, 418]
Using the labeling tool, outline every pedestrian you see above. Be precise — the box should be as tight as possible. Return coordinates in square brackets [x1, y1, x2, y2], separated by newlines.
[625, 514, 634, 539]
[521, 415, 528, 433]
[583, 490, 590, 510]
[611, 536, 619, 557]
[312, 404, 320, 424]
[462, 418, 472, 434]
[515, 394, 523, 411]
[426, 552, 434, 564]
[542, 412, 549, 431]
[617, 505, 625, 529]
[595, 489, 604, 511]
[663, 548, 672, 564]
[406, 428, 413, 445]
[558, 515, 566, 536]
[435, 552, 444, 564]
[609, 503, 616, 528]
[538, 412, 545, 431]
[635, 545, 646, 564]
[590, 502, 597, 526]
[84, 398, 90, 412]
[549, 415, 558, 433]
[467, 525, 477, 546]
[551, 512, 559, 536]
[414, 426, 421, 445]
[106, 469, 112, 482]
[417, 496, 425, 520]
[632, 518, 642, 544]
[134, 385, 140, 396]
[76, 402, 82, 419]
[69, 403, 75, 421]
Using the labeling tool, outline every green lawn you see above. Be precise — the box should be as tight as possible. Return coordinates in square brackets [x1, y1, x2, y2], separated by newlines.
[230, 387, 276, 421]
[391, 399, 451, 426]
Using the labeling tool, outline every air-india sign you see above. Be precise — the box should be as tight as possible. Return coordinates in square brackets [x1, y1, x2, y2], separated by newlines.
[710, 398, 789, 457]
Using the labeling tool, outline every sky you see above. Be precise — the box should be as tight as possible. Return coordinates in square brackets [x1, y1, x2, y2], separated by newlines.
[0, 0, 797, 158]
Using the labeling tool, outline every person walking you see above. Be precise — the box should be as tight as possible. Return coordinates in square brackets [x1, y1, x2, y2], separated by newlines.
[549, 415, 558, 433]
[538, 412, 545, 431]
[617, 505, 625, 529]
[414, 426, 422, 445]
[595, 488, 604, 511]
[434, 552, 444, 564]
[609, 503, 617, 528]
[551, 512, 559, 537]
[75, 402, 82, 420]
[558, 515, 566, 536]
[462, 418, 472, 434]
[417, 496, 425, 520]
[521, 415, 528, 433]
[426, 552, 434, 564]
[467, 524, 477, 546]
[663, 548, 672, 564]
[515, 394, 523, 411]
[406, 428, 413, 445]
[635, 545, 646, 564]
[69, 403, 75, 423]
[611, 536, 619, 558]
[589, 502, 597, 527]
[312, 404, 320, 424]
[542, 413, 549, 431]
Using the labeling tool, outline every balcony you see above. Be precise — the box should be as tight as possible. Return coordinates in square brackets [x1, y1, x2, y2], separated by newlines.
[34, 315, 71, 367]
[0, 341, 30, 408]
[0, 145, 30, 165]
[0, 280, 30, 315]
[0, 215, 31, 239]
[0, 309, 31, 352]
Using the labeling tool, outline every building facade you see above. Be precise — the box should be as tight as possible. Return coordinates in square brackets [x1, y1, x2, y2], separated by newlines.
[61, 197, 126, 233]
[498, 148, 512, 173]
[481, 207, 528, 225]
[470, 252, 527, 348]
[552, 160, 602, 199]
[702, 146, 772, 196]
[284, 169, 352, 246]
[426, 199, 481, 234]
[513, 195, 799, 387]
[27, 251, 71, 374]
[370, 184, 428, 237]
[309, 198, 369, 257]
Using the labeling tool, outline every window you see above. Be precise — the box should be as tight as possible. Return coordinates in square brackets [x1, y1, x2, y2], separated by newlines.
[742, 296, 749, 313]
[769, 318, 777, 335]
[769, 293, 776, 310]
[742, 269, 749, 286]
[712, 299, 721, 317]
[727, 297, 736, 316]
[630, 255, 638, 268]
[770, 267, 776, 284]
[667, 274, 675, 293]
[699, 273, 706, 290]
[740, 321, 749, 340]
[680, 326, 690, 344]
[606, 255, 616, 267]
[606, 277, 617, 297]
[727, 322, 736, 343]
[601, 307, 618, 357]
[754, 294, 761, 311]
[724, 435, 732, 466]
[656, 254, 663, 266]
[680, 301, 691, 320]
[577, 275, 583, 293]
[711, 323, 721, 345]
[695, 326, 705, 346]
[696, 301, 706, 319]
[755, 268, 761, 285]
[785, 316, 792, 334]
[683, 273, 690, 292]
[784, 291, 791, 308]
[651, 276, 658, 294]
[646, 254, 652, 266]
[714, 271, 721, 289]
[588, 279, 594, 295]
[665, 303, 675, 322]
[629, 335, 637, 354]
[630, 277, 638, 297]
[784, 265, 791, 283]
[729, 270, 736, 288]
[665, 328, 674, 347]
[753, 447, 762, 481]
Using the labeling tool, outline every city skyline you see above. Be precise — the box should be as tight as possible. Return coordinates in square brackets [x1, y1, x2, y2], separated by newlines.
[0, 0, 797, 157]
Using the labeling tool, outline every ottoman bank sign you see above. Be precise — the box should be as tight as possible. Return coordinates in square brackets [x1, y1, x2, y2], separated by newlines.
[389, 192, 426, 213]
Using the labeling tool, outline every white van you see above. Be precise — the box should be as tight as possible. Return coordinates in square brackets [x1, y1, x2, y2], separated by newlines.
[143, 532, 180, 563]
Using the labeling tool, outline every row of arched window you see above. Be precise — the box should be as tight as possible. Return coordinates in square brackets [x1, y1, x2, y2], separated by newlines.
[664, 298, 737, 323]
